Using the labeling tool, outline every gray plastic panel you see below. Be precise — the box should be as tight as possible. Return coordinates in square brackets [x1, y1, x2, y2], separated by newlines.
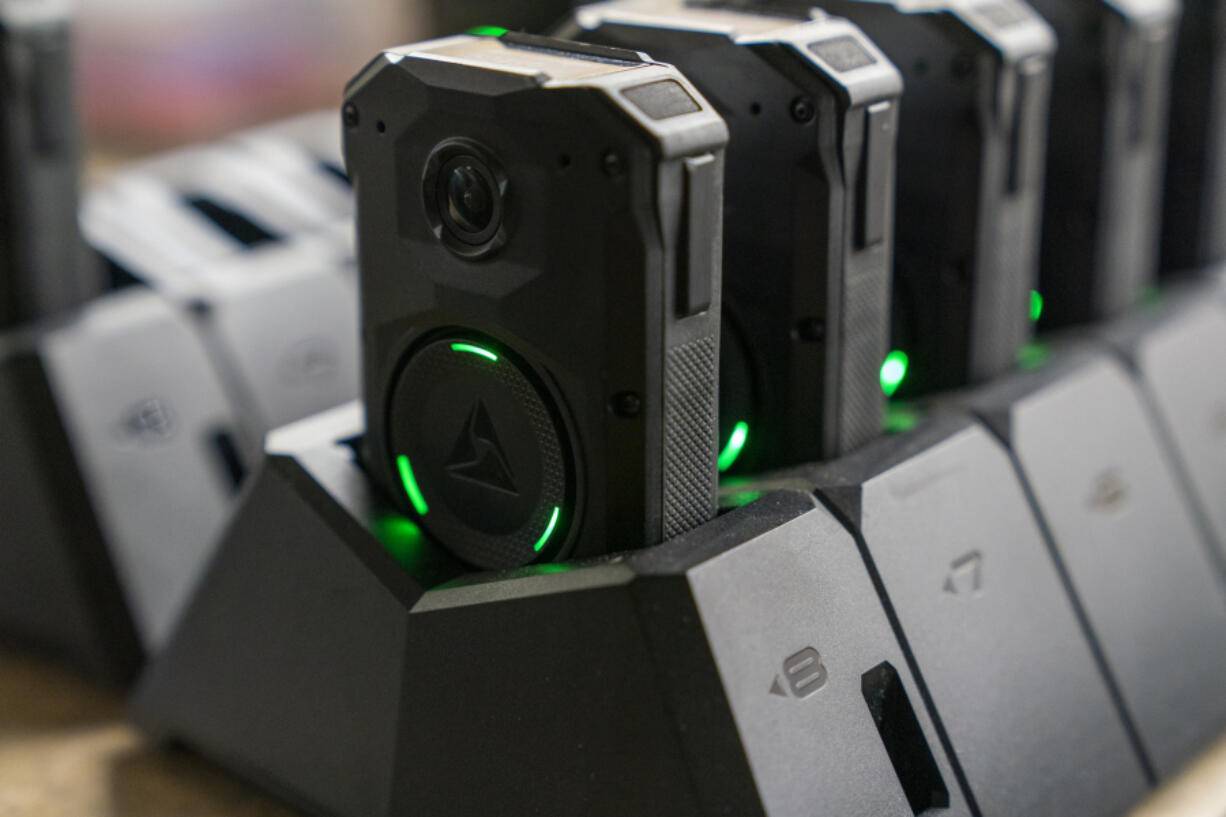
[0, 332, 142, 683]
[825, 419, 1149, 816]
[1128, 302, 1226, 558]
[1003, 355, 1226, 776]
[82, 174, 240, 276]
[136, 142, 341, 236]
[188, 247, 360, 438]
[688, 504, 970, 817]
[40, 289, 242, 650]
[227, 111, 352, 220]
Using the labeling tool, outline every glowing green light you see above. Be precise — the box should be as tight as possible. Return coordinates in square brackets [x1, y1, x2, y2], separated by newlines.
[451, 343, 498, 362]
[531, 563, 575, 575]
[533, 507, 561, 553]
[467, 25, 508, 36]
[885, 405, 921, 435]
[1017, 342, 1051, 371]
[373, 513, 426, 571]
[880, 350, 909, 398]
[1030, 290, 1044, 322]
[722, 489, 766, 509]
[396, 454, 429, 515]
[717, 421, 750, 473]
[1140, 285, 1166, 310]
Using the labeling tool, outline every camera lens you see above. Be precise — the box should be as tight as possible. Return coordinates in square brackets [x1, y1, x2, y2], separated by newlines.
[445, 163, 494, 235]
[433, 151, 505, 250]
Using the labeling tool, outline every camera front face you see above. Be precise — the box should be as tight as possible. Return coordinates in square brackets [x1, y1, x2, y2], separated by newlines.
[347, 35, 728, 571]
[383, 122, 587, 569]
[422, 139, 509, 258]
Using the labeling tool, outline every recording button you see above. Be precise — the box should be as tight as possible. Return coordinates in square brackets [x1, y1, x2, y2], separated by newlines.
[387, 337, 573, 570]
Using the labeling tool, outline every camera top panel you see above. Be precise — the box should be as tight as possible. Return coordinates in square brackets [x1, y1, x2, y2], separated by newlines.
[370, 33, 729, 159]
[392, 33, 650, 85]
[1101, 0, 1180, 23]
[573, 0, 903, 106]
[575, 1, 832, 37]
[849, 0, 1057, 60]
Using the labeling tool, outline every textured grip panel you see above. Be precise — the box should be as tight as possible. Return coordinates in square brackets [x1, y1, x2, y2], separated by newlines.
[974, 196, 1037, 381]
[837, 258, 890, 456]
[662, 334, 718, 540]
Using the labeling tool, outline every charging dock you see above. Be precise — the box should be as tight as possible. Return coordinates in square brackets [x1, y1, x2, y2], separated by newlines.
[800, 414, 1150, 816]
[130, 280, 1226, 816]
[132, 405, 971, 817]
[1097, 289, 1226, 561]
[970, 342, 1226, 777]
[0, 289, 251, 682]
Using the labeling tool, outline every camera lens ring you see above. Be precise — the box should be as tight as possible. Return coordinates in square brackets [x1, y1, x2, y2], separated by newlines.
[423, 140, 509, 258]
[437, 155, 501, 244]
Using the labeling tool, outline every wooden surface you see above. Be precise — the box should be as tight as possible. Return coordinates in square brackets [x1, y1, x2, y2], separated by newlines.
[0, 645, 298, 817]
[0, 643, 1223, 816]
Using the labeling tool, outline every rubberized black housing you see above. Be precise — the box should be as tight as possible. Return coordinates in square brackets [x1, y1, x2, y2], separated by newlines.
[345, 33, 729, 569]
[1028, 0, 1179, 325]
[0, 0, 97, 328]
[775, 0, 1055, 397]
[565, 2, 902, 470]
[1160, 0, 1226, 273]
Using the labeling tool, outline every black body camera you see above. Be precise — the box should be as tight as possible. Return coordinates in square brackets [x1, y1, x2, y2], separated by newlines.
[566, 1, 902, 472]
[344, 32, 729, 570]
[785, 0, 1055, 397]
[1028, 0, 1179, 326]
[1160, 0, 1226, 273]
[0, 0, 96, 328]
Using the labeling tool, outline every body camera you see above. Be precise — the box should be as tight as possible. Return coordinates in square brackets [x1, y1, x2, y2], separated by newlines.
[806, 0, 1055, 397]
[345, 33, 729, 569]
[1029, 0, 1179, 324]
[0, 0, 95, 327]
[567, 1, 901, 471]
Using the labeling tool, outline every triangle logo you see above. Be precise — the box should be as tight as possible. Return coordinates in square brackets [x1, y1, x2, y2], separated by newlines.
[446, 400, 518, 495]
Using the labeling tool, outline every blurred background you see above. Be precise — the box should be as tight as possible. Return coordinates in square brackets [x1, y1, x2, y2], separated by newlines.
[76, 0, 578, 167]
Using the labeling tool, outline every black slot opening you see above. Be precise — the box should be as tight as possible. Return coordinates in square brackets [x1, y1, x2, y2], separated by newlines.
[319, 160, 351, 187]
[184, 196, 280, 247]
[862, 661, 949, 814]
[209, 427, 247, 492]
[99, 253, 142, 290]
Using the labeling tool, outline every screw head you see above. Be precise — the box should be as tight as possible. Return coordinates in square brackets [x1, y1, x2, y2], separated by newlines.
[795, 317, 826, 342]
[951, 55, 976, 80]
[611, 391, 642, 418]
[790, 97, 816, 124]
[602, 151, 625, 177]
